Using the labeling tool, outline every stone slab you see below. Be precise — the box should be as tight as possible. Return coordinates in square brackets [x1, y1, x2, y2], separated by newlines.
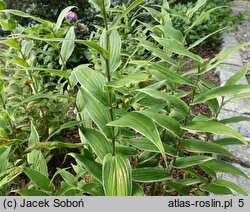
[222, 98, 250, 115]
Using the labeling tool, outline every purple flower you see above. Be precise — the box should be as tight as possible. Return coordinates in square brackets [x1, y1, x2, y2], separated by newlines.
[65, 11, 78, 21]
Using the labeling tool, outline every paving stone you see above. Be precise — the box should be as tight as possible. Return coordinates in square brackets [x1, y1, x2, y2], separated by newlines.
[217, 109, 250, 137]
[218, 163, 250, 195]
[222, 98, 250, 115]
[215, 64, 248, 84]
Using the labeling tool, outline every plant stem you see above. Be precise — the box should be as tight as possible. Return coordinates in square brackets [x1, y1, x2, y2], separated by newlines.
[102, 0, 116, 156]
[169, 65, 201, 175]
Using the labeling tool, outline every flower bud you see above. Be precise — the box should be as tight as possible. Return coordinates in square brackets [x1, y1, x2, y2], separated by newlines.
[65, 11, 78, 21]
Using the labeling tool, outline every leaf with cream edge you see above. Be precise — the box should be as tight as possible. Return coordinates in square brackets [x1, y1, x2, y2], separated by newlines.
[107, 112, 167, 166]
[182, 120, 248, 145]
[60, 26, 75, 65]
[103, 154, 132, 196]
[74, 64, 108, 105]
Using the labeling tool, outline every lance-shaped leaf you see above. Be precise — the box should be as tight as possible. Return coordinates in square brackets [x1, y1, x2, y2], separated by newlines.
[103, 154, 132, 196]
[110, 0, 144, 29]
[106, 73, 148, 88]
[107, 112, 167, 164]
[180, 139, 234, 157]
[193, 84, 250, 104]
[80, 128, 112, 161]
[0, 146, 11, 173]
[132, 168, 169, 183]
[13, 189, 49, 196]
[138, 87, 189, 116]
[109, 28, 121, 72]
[27, 123, 48, 177]
[213, 179, 248, 196]
[74, 64, 108, 104]
[128, 138, 176, 157]
[150, 63, 195, 86]
[68, 153, 102, 183]
[60, 26, 75, 65]
[201, 184, 232, 195]
[182, 120, 248, 145]
[139, 39, 178, 66]
[202, 159, 249, 179]
[138, 111, 182, 136]
[225, 63, 250, 86]
[152, 36, 203, 63]
[186, 0, 207, 18]
[54, 6, 77, 32]
[174, 156, 213, 168]
[83, 91, 114, 138]
[23, 167, 54, 191]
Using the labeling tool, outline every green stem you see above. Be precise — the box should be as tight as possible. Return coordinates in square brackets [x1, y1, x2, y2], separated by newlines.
[102, 0, 116, 156]
[170, 66, 201, 175]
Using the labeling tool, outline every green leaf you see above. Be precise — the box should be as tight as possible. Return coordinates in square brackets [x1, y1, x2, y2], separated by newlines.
[213, 179, 248, 196]
[220, 116, 250, 124]
[106, 73, 148, 88]
[193, 84, 250, 104]
[89, 0, 103, 11]
[132, 182, 144, 196]
[80, 128, 112, 161]
[2, 9, 54, 28]
[28, 122, 39, 146]
[188, 28, 226, 50]
[13, 35, 108, 59]
[200, 42, 250, 74]
[68, 153, 102, 183]
[110, 0, 144, 29]
[115, 146, 138, 156]
[225, 64, 250, 86]
[166, 181, 190, 195]
[0, 1, 7, 10]
[202, 159, 249, 179]
[138, 111, 182, 136]
[127, 138, 177, 157]
[23, 167, 54, 191]
[58, 169, 77, 186]
[187, 0, 207, 18]
[152, 37, 203, 63]
[155, 25, 184, 44]
[143, 7, 161, 23]
[174, 156, 213, 168]
[0, 39, 21, 49]
[107, 112, 167, 164]
[186, 6, 226, 32]
[182, 120, 248, 145]
[139, 39, 178, 67]
[27, 150, 48, 177]
[84, 91, 113, 138]
[180, 139, 234, 157]
[46, 121, 81, 141]
[0, 146, 11, 172]
[138, 87, 189, 116]
[213, 137, 243, 146]
[109, 28, 121, 72]
[54, 6, 77, 32]
[132, 168, 169, 182]
[13, 189, 49, 196]
[0, 167, 23, 188]
[74, 64, 108, 104]
[103, 154, 132, 196]
[150, 63, 194, 87]
[201, 184, 232, 195]
[60, 26, 75, 65]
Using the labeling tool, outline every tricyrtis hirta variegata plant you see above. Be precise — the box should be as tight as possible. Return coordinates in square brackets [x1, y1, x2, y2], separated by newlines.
[0, 0, 250, 196]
